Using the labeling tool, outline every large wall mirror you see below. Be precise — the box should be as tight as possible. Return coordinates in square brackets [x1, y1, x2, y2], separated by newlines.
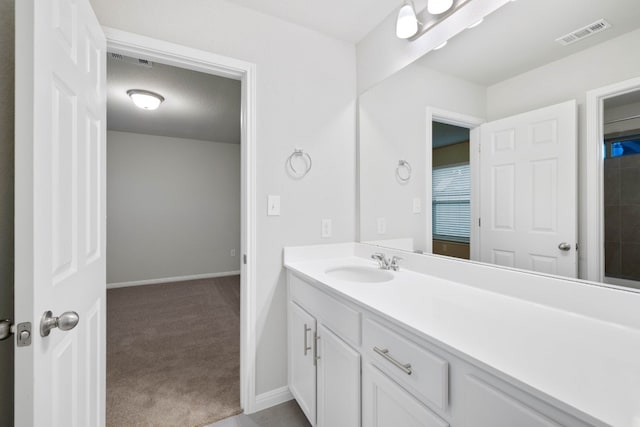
[358, 0, 640, 289]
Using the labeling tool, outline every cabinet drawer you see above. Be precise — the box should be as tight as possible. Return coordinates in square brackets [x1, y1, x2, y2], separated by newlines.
[363, 318, 448, 411]
[289, 273, 361, 347]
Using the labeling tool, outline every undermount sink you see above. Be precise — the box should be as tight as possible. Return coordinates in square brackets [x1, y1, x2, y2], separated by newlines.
[324, 265, 394, 283]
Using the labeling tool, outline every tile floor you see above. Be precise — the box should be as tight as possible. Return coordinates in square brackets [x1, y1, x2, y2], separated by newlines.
[206, 400, 311, 427]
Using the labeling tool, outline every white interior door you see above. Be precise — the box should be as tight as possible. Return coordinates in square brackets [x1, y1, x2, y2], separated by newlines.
[479, 100, 577, 277]
[15, 0, 106, 425]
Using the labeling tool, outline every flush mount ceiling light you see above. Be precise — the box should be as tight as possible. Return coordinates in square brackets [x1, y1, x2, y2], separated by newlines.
[127, 89, 165, 110]
[427, 0, 454, 15]
[396, 1, 420, 39]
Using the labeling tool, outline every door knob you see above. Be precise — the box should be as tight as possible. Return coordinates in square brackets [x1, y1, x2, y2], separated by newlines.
[40, 310, 79, 337]
[558, 242, 571, 251]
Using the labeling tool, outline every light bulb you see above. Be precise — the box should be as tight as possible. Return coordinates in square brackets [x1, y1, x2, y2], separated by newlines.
[428, 0, 454, 15]
[396, 3, 419, 39]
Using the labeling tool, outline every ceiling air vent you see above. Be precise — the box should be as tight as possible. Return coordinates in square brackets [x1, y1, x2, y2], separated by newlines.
[108, 52, 153, 68]
[555, 19, 611, 46]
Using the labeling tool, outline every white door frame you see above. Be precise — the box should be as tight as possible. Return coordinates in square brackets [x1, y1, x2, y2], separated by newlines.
[426, 107, 484, 259]
[104, 28, 259, 412]
[585, 76, 640, 283]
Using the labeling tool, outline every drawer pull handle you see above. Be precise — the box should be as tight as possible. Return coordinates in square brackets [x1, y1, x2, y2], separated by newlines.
[303, 324, 312, 356]
[374, 346, 412, 375]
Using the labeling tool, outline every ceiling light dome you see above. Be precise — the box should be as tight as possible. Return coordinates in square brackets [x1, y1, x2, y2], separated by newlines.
[127, 89, 165, 110]
[396, 1, 419, 39]
[428, 0, 454, 15]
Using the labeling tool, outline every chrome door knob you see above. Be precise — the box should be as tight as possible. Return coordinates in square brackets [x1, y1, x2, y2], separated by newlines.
[558, 242, 572, 251]
[40, 310, 79, 337]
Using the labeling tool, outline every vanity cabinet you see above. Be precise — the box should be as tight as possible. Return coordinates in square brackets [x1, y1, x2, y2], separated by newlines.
[287, 275, 361, 427]
[286, 270, 603, 427]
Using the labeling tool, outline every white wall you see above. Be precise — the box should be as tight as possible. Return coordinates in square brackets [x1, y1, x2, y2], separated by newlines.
[106, 131, 241, 284]
[0, 0, 14, 424]
[486, 28, 640, 279]
[359, 62, 485, 251]
[90, 0, 357, 396]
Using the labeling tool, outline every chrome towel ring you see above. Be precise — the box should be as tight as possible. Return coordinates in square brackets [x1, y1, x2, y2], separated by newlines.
[288, 148, 313, 178]
[396, 160, 412, 182]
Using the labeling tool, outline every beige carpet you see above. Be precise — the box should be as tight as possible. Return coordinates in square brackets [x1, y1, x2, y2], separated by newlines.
[107, 276, 242, 427]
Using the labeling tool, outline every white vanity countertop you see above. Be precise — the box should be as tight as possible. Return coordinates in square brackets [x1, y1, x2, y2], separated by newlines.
[284, 245, 640, 427]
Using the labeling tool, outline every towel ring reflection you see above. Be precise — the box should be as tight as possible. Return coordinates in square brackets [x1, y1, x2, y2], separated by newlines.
[396, 160, 412, 182]
[288, 149, 313, 178]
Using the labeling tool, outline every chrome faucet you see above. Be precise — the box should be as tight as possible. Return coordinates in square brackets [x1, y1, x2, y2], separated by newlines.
[371, 253, 402, 271]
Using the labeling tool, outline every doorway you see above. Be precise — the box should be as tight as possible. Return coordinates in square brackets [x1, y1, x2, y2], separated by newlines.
[601, 89, 640, 289]
[431, 121, 471, 260]
[105, 28, 258, 419]
[586, 76, 640, 287]
[425, 107, 484, 260]
[105, 51, 244, 425]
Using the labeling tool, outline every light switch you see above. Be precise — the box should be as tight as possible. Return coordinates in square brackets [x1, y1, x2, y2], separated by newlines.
[321, 219, 332, 238]
[267, 195, 280, 216]
[413, 197, 422, 214]
[377, 217, 386, 235]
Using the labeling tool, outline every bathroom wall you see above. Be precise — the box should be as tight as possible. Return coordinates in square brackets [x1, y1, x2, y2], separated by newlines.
[90, 0, 357, 397]
[486, 28, 640, 279]
[0, 0, 14, 425]
[106, 131, 241, 285]
[359, 62, 485, 251]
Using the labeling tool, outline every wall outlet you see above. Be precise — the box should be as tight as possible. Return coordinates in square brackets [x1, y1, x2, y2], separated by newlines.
[267, 195, 280, 216]
[413, 197, 422, 214]
[230, 249, 236, 257]
[377, 217, 386, 235]
[321, 219, 332, 238]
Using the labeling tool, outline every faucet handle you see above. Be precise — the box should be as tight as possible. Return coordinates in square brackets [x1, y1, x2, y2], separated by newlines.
[389, 256, 402, 271]
[371, 253, 389, 268]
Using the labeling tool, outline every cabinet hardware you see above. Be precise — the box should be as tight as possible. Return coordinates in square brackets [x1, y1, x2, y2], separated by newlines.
[374, 346, 412, 375]
[313, 333, 321, 366]
[304, 324, 312, 356]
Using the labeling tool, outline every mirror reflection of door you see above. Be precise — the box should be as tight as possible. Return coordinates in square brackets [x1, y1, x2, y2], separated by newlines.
[603, 90, 640, 290]
[432, 121, 471, 260]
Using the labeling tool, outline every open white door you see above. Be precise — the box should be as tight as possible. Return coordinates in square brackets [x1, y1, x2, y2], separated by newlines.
[15, 0, 106, 425]
[479, 100, 577, 278]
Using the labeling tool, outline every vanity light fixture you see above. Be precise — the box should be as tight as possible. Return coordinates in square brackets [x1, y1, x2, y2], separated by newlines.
[127, 89, 165, 110]
[427, 0, 454, 15]
[396, 1, 420, 39]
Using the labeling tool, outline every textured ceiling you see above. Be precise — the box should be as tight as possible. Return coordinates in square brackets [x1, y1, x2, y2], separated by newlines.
[107, 55, 241, 143]
[417, 0, 640, 86]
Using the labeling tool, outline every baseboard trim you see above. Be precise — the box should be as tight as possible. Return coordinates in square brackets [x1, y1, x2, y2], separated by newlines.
[107, 271, 241, 289]
[253, 386, 293, 413]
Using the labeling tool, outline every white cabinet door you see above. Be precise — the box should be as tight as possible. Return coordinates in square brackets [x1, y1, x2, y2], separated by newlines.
[15, 0, 106, 425]
[362, 364, 448, 427]
[317, 324, 360, 427]
[479, 100, 577, 277]
[289, 301, 317, 425]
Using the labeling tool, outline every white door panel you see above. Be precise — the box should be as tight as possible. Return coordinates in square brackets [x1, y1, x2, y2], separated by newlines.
[317, 324, 360, 427]
[288, 302, 317, 425]
[480, 101, 577, 278]
[15, 0, 106, 425]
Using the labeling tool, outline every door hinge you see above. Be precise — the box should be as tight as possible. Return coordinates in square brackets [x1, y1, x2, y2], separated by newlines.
[478, 218, 481, 227]
[243, 254, 247, 264]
